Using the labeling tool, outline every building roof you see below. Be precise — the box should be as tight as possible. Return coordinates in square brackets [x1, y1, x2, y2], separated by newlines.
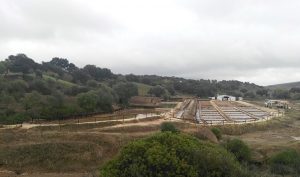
[217, 95, 235, 98]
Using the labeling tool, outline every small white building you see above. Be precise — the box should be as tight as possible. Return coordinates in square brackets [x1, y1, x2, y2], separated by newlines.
[217, 95, 236, 101]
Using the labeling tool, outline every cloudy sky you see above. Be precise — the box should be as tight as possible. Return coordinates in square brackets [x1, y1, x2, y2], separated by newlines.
[1, 0, 300, 86]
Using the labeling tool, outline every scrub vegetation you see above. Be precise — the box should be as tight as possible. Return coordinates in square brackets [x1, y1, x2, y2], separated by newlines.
[100, 132, 247, 177]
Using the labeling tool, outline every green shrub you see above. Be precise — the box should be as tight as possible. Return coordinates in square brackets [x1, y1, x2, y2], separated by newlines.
[0, 113, 30, 125]
[100, 132, 247, 177]
[211, 127, 222, 140]
[223, 139, 251, 163]
[269, 149, 300, 175]
[160, 122, 179, 133]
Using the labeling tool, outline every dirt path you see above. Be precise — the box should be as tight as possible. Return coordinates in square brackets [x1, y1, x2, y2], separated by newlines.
[97, 117, 182, 131]
[1, 113, 165, 130]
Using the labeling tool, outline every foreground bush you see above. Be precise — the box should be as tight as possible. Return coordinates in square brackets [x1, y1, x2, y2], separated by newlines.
[0, 113, 29, 124]
[160, 122, 179, 133]
[269, 149, 300, 175]
[100, 132, 247, 177]
[211, 127, 222, 140]
[223, 139, 251, 163]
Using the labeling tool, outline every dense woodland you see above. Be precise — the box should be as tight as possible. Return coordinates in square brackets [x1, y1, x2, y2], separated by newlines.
[0, 54, 296, 124]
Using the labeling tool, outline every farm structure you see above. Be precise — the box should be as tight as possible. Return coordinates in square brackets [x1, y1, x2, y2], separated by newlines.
[174, 99, 274, 125]
[209, 95, 243, 101]
[217, 95, 236, 101]
[265, 99, 290, 109]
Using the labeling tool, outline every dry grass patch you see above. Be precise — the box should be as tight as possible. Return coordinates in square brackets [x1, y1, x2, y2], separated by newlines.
[191, 127, 218, 143]
[0, 142, 103, 173]
[100, 125, 160, 133]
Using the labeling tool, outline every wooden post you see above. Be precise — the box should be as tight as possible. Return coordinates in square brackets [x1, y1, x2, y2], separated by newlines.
[77, 118, 79, 126]
[58, 116, 61, 131]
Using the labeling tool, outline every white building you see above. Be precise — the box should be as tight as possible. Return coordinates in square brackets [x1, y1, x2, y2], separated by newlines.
[216, 95, 236, 101]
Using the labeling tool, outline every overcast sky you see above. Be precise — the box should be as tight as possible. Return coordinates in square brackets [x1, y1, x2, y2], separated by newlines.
[1, 0, 300, 86]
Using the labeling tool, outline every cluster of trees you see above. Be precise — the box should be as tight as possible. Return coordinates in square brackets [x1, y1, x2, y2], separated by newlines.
[0, 54, 138, 124]
[126, 74, 268, 99]
[272, 87, 300, 100]
[3, 54, 114, 84]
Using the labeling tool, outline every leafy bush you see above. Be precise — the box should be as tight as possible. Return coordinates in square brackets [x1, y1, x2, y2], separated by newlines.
[100, 132, 247, 177]
[87, 80, 98, 87]
[0, 61, 6, 74]
[0, 113, 29, 124]
[211, 127, 222, 140]
[113, 82, 138, 105]
[160, 122, 179, 133]
[77, 88, 113, 112]
[148, 85, 166, 97]
[223, 139, 251, 163]
[269, 149, 300, 175]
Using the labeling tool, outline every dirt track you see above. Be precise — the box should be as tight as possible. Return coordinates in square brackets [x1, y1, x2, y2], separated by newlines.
[1, 113, 165, 130]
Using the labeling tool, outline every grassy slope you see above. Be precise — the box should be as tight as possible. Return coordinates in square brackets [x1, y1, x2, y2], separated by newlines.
[43, 75, 76, 88]
[134, 82, 152, 96]
[0, 130, 120, 173]
[267, 81, 300, 90]
[0, 119, 163, 174]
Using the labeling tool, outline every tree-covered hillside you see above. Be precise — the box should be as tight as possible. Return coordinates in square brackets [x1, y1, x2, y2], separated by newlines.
[266, 82, 300, 100]
[0, 54, 267, 124]
[267, 81, 300, 90]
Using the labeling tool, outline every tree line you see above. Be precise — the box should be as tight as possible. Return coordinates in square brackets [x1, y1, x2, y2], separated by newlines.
[0, 54, 138, 124]
[0, 54, 273, 124]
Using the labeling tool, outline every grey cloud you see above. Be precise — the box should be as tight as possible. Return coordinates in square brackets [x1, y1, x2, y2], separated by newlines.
[0, 0, 120, 41]
[0, 0, 300, 86]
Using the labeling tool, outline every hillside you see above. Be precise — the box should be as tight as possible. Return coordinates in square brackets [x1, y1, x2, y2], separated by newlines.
[0, 54, 267, 125]
[267, 81, 300, 90]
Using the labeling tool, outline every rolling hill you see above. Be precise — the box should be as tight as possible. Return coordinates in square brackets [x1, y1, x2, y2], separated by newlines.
[267, 81, 300, 90]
